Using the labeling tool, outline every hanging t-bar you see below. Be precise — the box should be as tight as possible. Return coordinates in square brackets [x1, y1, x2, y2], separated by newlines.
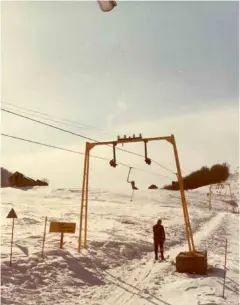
[131, 181, 138, 190]
[127, 167, 139, 190]
[127, 167, 132, 182]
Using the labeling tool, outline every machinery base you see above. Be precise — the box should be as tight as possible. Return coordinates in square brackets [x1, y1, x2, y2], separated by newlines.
[176, 250, 208, 275]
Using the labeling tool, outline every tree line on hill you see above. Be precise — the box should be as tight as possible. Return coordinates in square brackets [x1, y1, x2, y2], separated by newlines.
[163, 163, 230, 191]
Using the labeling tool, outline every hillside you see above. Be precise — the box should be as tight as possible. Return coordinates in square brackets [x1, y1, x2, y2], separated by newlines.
[1, 175, 239, 305]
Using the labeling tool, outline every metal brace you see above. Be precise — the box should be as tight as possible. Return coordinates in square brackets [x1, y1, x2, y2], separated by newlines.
[109, 142, 118, 167]
[144, 140, 151, 165]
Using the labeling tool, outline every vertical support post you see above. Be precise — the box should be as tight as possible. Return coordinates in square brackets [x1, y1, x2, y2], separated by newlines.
[60, 233, 64, 249]
[9, 218, 15, 266]
[171, 134, 195, 253]
[209, 186, 212, 210]
[78, 143, 89, 253]
[84, 148, 90, 249]
[223, 238, 228, 298]
[41, 216, 48, 257]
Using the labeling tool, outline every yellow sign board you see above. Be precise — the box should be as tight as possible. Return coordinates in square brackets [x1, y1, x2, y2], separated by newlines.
[49, 222, 76, 234]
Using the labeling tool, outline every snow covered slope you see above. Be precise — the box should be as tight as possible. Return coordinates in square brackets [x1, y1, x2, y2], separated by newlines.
[1, 176, 239, 305]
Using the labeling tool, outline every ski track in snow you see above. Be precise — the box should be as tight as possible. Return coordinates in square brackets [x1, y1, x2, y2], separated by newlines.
[101, 212, 227, 305]
[1, 175, 239, 305]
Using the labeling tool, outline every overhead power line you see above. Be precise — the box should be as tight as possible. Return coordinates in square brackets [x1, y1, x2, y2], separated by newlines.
[1, 133, 87, 157]
[2, 107, 176, 175]
[2, 108, 99, 142]
[3, 107, 116, 136]
[2, 104, 176, 173]
[2, 101, 116, 136]
[1, 133, 173, 180]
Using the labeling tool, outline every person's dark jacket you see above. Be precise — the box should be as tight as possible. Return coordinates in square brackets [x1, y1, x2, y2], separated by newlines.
[153, 224, 165, 242]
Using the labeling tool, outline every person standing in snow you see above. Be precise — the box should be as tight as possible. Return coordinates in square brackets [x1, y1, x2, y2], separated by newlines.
[153, 219, 165, 261]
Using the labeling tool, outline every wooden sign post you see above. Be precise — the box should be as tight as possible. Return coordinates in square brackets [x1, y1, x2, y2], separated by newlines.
[60, 232, 64, 249]
[6, 208, 18, 266]
[49, 222, 76, 249]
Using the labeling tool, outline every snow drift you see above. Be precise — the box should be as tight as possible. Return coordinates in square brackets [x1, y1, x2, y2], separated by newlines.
[1, 174, 239, 305]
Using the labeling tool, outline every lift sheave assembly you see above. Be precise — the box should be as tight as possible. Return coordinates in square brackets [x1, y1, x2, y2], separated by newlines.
[78, 134, 208, 275]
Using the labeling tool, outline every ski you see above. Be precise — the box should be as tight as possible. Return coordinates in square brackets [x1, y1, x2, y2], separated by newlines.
[154, 255, 170, 263]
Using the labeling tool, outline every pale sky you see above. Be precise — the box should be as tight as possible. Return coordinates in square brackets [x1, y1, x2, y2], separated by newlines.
[1, 1, 239, 190]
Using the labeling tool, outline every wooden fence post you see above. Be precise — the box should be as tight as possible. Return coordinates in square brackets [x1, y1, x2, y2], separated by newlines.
[222, 238, 228, 298]
[41, 217, 48, 257]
